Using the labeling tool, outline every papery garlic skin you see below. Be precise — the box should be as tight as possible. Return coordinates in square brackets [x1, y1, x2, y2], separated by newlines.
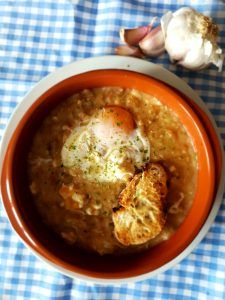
[161, 7, 224, 71]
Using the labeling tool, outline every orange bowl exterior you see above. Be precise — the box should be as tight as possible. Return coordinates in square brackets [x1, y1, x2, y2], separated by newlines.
[0, 70, 216, 279]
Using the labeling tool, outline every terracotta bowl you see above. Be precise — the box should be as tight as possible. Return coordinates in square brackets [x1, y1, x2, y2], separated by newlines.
[0, 69, 216, 282]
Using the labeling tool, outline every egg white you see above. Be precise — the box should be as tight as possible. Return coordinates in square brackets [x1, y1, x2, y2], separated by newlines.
[61, 119, 150, 182]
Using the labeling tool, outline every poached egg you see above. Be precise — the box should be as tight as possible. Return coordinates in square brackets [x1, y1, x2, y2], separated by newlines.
[61, 106, 150, 182]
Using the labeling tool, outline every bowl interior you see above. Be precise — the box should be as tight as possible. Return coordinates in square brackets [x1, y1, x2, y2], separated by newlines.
[1, 70, 215, 279]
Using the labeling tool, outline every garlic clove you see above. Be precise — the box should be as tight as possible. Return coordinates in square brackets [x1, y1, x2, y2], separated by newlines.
[139, 25, 165, 57]
[161, 11, 173, 38]
[120, 26, 149, 46]
[115, 45, 145, 58]
[178, 41, 208, 70]
[178, 39, 224, 71]
[164, 28, 190, 62]
[119, 17, 157, 46]
[161, 10, 190, 62]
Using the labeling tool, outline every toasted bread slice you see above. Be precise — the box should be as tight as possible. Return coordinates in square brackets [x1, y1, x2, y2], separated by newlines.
[112, 163, 168, 246]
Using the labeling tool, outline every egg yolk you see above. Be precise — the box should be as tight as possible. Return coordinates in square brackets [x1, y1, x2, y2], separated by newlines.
[99, 106, 136, 134]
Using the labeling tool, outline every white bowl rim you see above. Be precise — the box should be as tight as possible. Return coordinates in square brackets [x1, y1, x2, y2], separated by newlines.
[0, 55, 224, 284]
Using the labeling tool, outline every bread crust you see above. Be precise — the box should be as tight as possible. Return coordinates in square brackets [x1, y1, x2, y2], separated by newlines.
[112, 163, 168, 246]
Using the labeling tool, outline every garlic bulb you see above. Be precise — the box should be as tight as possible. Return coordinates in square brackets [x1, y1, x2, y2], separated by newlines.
[116, 7, 224, 71]
[161, 7, 224, 71]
